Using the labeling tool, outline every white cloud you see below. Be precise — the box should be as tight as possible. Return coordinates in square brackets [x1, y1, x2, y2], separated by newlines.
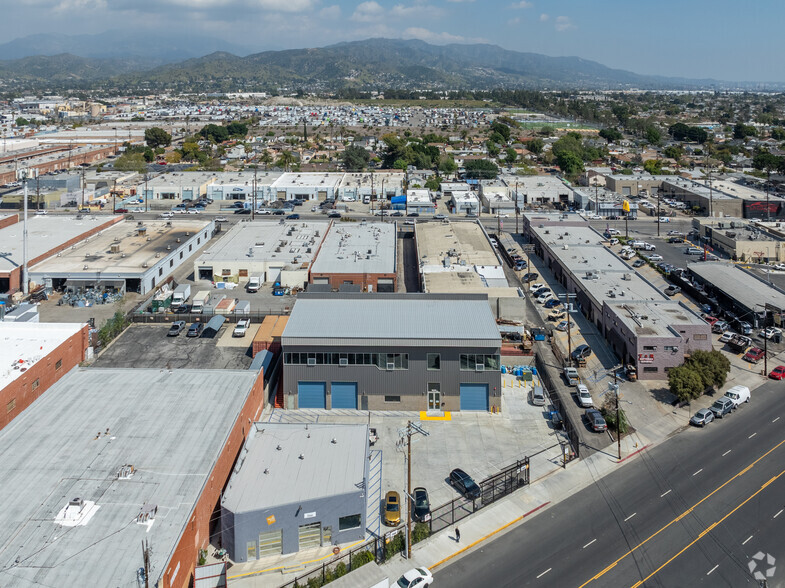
[319, 4, 341, 18]
[402, 27, 485, 44]
[445, 0, 474, 2]
[351, 0, 384, 21]
[390, 3, 441, 18]
[253, 0, 317, 10]
[539, 13, 548, 21]
[508, 17, 520, 25]
[555, 15, 575, 31]
[510, 0, 532, 8]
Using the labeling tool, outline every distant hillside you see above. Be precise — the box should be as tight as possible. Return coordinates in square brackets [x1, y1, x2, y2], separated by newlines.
[0, 38, 753, 91]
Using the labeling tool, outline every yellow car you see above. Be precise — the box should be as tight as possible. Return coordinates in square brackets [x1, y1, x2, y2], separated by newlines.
[547, 309, 566, 321]
[384, 491, 401, 526]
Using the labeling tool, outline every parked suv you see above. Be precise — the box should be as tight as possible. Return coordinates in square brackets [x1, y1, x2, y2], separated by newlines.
[576, 384, 593, 407]
[449, 468, 481, 499]
[710, 397, 734, 419]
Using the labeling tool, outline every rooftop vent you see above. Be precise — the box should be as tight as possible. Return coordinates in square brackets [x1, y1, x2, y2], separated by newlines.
[299, 453, 305, 460]
[136, 503, 158, 524]
[117, 464, 135, 480]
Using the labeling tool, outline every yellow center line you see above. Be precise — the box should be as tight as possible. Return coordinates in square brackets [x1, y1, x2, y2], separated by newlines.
[578, 438, 785, 588]
[631, 469, 785, 587]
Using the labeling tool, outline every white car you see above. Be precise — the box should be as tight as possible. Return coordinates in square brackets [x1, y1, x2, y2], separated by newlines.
[588, 214, 603, 220]
[529, 283, 547, 293]
[761, 327, 782, 340]
[215, 216, 227, 222]
[159, 211, 174, 219]
[233, 319, 251, 337]
[396, 567, 433, 588]
[772, 263, 785, 271]
[647, 254, 663, 262]
[719, 331, 735, 343]
[186, 209, 201, 214]
[537, 293, 555, 305]
[606, 228, 621, 235]
[577, 384, 593, 407]
[659, 217, 671, 223]
[256, 209, 272, 215]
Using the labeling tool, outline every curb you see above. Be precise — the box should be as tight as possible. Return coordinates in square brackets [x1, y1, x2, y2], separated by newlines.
[618, 443, 650, 463]
[428, 501, 551, 571]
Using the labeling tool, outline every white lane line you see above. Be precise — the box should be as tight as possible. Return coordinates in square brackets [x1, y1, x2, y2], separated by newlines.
[693, 469, 703, 476]
[583, 539, 597, 549]
[707, 564, 719, 575]
[773, 417, 781, 423]
[749, 433, 757, 439]
[661, 489, 672, 497]
[624, 513, 637, 522]
[742, 536, 753, 545]
[722, 450, 732, 456]
[775, 509, 783, 519]
[536, 568, 552, 579]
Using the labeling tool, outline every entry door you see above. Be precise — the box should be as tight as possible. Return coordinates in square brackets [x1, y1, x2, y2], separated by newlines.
[427, 390, 441, 410]
[298, 521, 322, 549]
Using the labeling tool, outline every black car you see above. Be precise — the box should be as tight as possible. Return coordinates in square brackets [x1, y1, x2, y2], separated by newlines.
[522, 272, 539, 283]
[173, 303, 191, 314]
[390, 211, 404, 217]
[234, 208, 250, 214]
[272, 210, 286, 216]
[167, 321, 186, 336]
[233, 202, 246, 208]
[412, 487, 431, 522]
[407, 212, 420, 217]
[327, 211, 341, 218]
[449, 468, 481, 500]
[544, 298, 562, 309]
[286, 213, 300, 220]
[186, 323, 204, 338]
[572, 344, 592, 360]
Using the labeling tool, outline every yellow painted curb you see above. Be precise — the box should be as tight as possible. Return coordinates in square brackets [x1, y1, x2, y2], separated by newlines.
[419, 411, 452, 421]
[228, 540, 365, 579]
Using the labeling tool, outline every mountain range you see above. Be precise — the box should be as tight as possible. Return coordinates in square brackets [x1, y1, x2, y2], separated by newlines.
[0, 36, 755, 92]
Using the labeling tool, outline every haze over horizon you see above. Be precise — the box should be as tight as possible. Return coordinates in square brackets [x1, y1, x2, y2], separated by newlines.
[4, 0, 783, 84]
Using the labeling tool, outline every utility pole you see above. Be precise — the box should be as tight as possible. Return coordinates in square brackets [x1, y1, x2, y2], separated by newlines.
[144, 172, 149, 213]
[252, 166, 258, 220]
[614, 369, 621, 460]
[407, 420, 412, 560]
[141, 539, 150, 588]
[81, 166, 86, 210]
[22, 170, 29, 295]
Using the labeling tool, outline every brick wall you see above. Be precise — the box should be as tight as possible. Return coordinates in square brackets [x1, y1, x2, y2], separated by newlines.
[309, 271, 397, 291]
[0, 324, 89, 430]
[162, 369, 266, 588]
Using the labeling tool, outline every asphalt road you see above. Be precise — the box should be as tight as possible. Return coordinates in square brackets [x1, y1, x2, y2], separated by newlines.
[434, 380, 785, 587]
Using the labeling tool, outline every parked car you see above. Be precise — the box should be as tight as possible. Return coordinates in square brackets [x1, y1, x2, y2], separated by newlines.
[186, 322, 204, 337]
[384, 491, 401, 526]
[710, 397, 734, 418]
[412, 487, 431, 522]
[114, 208, 128, 214]
[167, 321, 186, 336]
[647, 254, 664, 262]
[390, 211, 404, 217]
[576, 384, 593, 408]
[537, 292, 555, 305]
[632, 259, 646, 268]
[215, 216, 227, 223]
[743, 347, 765, 363]
[233, 319, 251, 337]
[555, 319, 572, 331]
[719, 331, 736, 343]
[173, 304, 191, 314]
[272, 210, 286, 216]
[531, 385, 545, 406]
[761, 327, 783, 340]
[690, 408, 715, 427]
[396, 568, 433, 588]
[563, 367, 580, 386]
[407, 212, 420, 217]
[725, 385, 751, 407]
[514, 260, 528, 271]
[433, 214, 447, 220]
[664, 285, 682, 296]
[449, 468, 481, 499]
[585, 408, 607, 432]
[769, 365, 785, 380]
[159, 211, 174, 219]
[327, 211, 342, 218]
[711, 321, 729, 334]
[544, 299, 562, 309]
[572, 344, 592, 360]
[286, 213, 300, 219]
[735, 320, 753, 335]
[522, 272, 539, 282]
[529, 283, 547, 293]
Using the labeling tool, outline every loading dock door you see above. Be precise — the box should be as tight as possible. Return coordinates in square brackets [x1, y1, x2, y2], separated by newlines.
[258, 529, 282, 557]
[460, 383, 489, 411]
[331, 382, 358, 409]
[298, 522, 322, 549]
[298, 382, 326, 409]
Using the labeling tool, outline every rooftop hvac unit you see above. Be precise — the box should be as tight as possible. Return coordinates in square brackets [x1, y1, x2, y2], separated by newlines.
[307, 357, 316, 366]
[475, 363, 485, 372]
[110, 244, 120, 254]
[622, 273, 631, 281]
[386, 362, 395, 371]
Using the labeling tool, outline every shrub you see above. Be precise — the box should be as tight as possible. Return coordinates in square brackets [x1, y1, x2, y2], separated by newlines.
[412, 523, 431, 544]
[350, 549, 374, 569]
[332, 562, 347, 578]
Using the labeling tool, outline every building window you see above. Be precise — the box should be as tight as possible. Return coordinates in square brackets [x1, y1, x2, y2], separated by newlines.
[247, 541, 257, 560]
[6, 398, 15, 413]
[643, 367, 658, 373]
[427, 353, 440, 370]
[694, 334, 708, 340]
[158, 267, 163, 277]
[179, 251, 183, 259]
[339, 514, 362, 531]
[459, 354, 500, 371]
[222, 269, 231, 276]
[189, 244, 192, 252]
[643, 345, 657, 351]
[197, 238, 201, 245]
[169, 259, 174, 268]
[239, 269, 249, 277]
[31, 379, 39, 391]
[55, 359, 62, 371]
[664, 345, 678, 352]
[384, 396, 401, 403]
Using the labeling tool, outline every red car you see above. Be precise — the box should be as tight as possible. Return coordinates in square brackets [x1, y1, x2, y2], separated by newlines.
[769, 365, 785, 380]
[743, 347, 765, 363]
[702, 315, 719, 327]
[114, 208, 129, 213]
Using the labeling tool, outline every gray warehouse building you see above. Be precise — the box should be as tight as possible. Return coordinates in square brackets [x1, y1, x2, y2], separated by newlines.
[282, 293, 502, 411]
[221, 423, 369, 561]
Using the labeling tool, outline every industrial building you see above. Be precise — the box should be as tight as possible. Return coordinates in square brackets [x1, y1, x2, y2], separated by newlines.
[195, 220, 329, 287]
[141, 171, 217, 200]
[691, 217, 785, 262]
[507, 175, 575, 208]
[271, 172, 342, 202]
[449, 191, 480, 215]
[221, 423, 369, 561]
[30, 218, 214, 295]
[0, 321, 89, 431]
[0, 367, 265, 588]
[339, 171, 404, 201]
[204, 170, 282, 202]
[0, 213, 123, 293]
[309, 221, 397, 291]
[524, 213, 711, 377]
[282, 293, 502, 411]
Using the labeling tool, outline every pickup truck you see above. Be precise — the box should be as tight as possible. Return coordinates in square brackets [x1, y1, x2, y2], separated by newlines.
[563, 367, 580, 386]
[233, 319, 251, 337]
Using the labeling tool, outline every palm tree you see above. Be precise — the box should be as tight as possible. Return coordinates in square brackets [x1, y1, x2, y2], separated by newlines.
[276, 150, 296, 171]
[259, 151, 273, 170]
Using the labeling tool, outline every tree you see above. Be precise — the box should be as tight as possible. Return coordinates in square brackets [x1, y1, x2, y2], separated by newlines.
[733, 122, 757, 140]
[489, 131, 506, 145]
[645, 125, 662, 146]
[144, 127, 172, 149]
[668, 365, 705, 403]
[599, 128, 623, 143]
[505, 147, 518, 164]
[752, 149, 781, 176]
[226, 121, 248, 138]
[555, 150, 584, 176]
[663, 145, 683, 160]
[490, 120, 511, 142]
[276, 150, 296, 171]
[341, 145, 370, 171]
[524, 138, 544, 155]
[771, 127, 785, 141]
[463, 159, 499, 179]
[486, 141, 500, 158]
[643, 159, 663, 175]
[437, 155, 457, 175]
[685, 350, 730, 390]
[200, 123, 229, 143]
[425, 176, 441, 191]
[15, 117, 30, 127]
[113, 152, 147, 174]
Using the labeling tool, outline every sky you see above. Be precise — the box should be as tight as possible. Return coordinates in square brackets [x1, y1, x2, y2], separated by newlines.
[4, 0, 785, 82]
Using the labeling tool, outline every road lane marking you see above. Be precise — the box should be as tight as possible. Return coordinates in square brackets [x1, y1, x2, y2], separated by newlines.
[578, 437, 785, 588]
[630, 469, 785, 588]
[775, 509, 783, 519]
[536, 568, 552, 578]
[707, 565, 719, 575]
[583, 539, 597, 549]
[722, 450, 732, 456]
[774, 417, 781, 423]
[742, 535, 753, 545]
[693, 469, 703, 476]
[749, 433, 757, 439]
[624, 513, 637, 522]
[661, 490, 671, 497]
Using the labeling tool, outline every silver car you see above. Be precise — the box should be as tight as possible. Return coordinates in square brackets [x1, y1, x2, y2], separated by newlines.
[690, 408, 714, 427]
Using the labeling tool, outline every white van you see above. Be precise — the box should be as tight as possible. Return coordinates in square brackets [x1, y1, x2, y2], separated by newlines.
[725, 385, 750, 407]
[363, 194, 371, 204]
[631, 241, 646, 250]
[246, 276, 262, 293]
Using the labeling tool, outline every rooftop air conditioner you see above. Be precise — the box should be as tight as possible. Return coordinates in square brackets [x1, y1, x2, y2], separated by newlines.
[307, 357, 316, 366]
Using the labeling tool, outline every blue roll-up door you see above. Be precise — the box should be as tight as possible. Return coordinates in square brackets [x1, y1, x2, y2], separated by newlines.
[298, 382, 326, 409]
[460, 383, 489, 411]
[331, 382, 358, 409]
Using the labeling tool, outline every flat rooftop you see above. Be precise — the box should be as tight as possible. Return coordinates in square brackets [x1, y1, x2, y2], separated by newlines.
[505, 175, 574, 200]
[146, 171, 216, 188]
[423, 271, 520, 296]
[222, 423, 367, 513]
[272, 172, 343, 189]
[608, 300, 705, 338]
[0, 214, 121, 273]
[0, 322, 85, 389]
[30, 219, 211, 276]
[688, 261, 785, 311]
[210, 170, 282, 186]
[694, 178, 779, 201]
[197, 220, 329, 266]
[662, 177, 734, 200]
[310, 222, 395, 276]
[282, 293, 501, 346]
[339, 172, 405, 190]
[0, 367, 259, 588]
[416, 220, 499, 269]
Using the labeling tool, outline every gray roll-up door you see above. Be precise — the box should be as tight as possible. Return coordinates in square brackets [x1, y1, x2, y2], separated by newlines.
[298, 522, 322, 549]
[258, 529, 282, 557]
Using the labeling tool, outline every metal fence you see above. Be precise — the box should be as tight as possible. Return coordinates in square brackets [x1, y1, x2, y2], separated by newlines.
[535, 352, 580, 459]
[130, 310, 287, 324]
